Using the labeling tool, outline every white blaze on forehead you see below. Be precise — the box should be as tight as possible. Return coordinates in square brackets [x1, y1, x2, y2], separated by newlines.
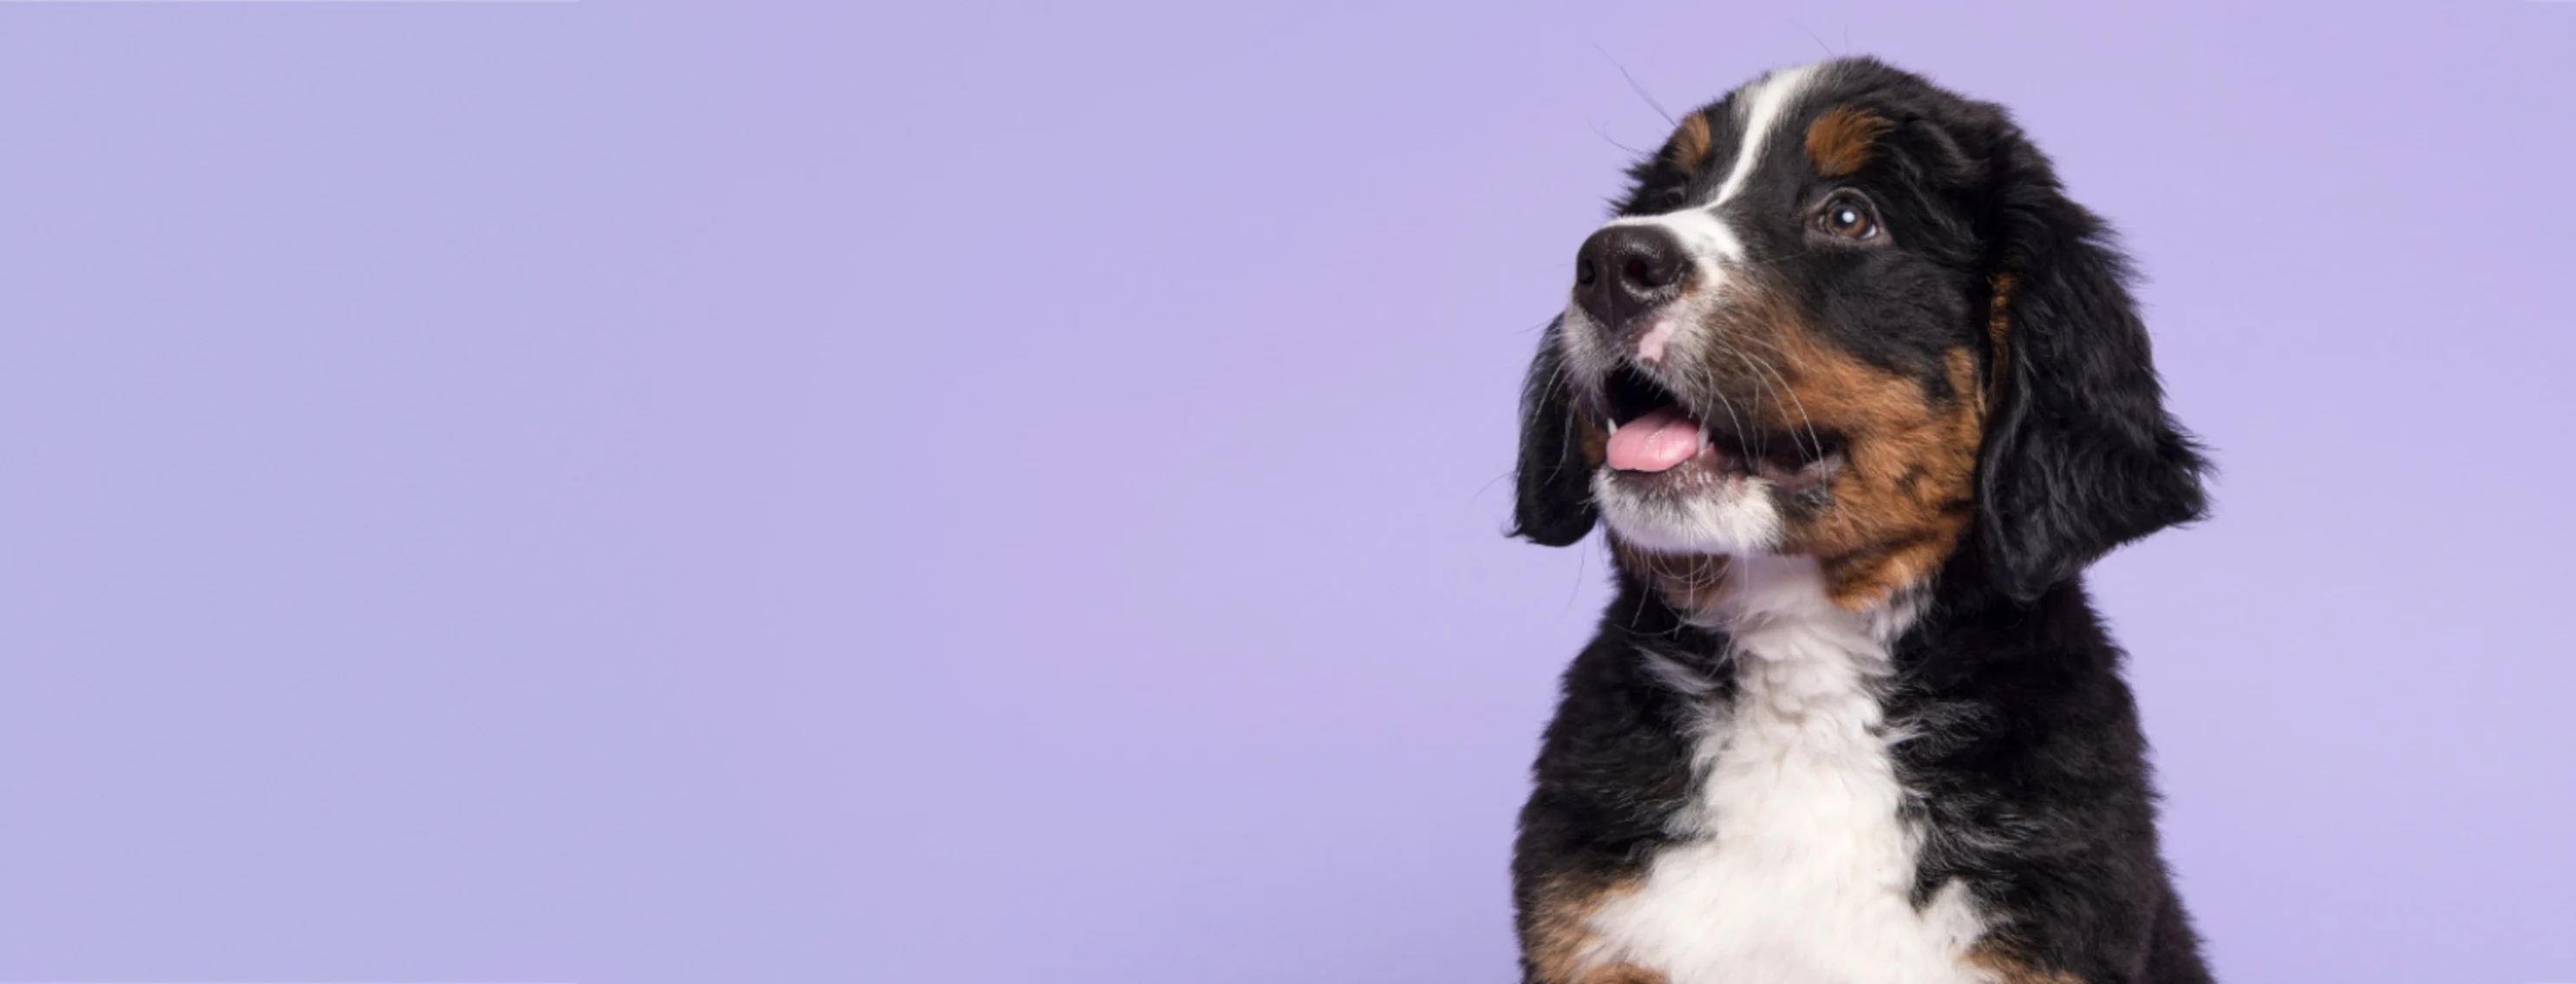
[1579, 61, 1831, 270]
[1711, 61, 1826, 207]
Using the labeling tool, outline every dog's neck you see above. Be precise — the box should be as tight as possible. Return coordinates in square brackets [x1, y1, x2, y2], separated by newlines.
[1584, 552, 1988, 982]
[1612, 543, 1927, 646]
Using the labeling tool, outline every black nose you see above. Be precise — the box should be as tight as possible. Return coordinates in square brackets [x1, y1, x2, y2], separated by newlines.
[1573, 225, 1690, 336]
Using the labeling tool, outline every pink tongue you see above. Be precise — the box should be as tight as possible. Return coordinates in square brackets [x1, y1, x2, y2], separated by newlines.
[1606, 405, 1704, 473]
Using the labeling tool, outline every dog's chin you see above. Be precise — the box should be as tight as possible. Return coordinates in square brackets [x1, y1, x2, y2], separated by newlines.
[1592, 465, 1784, 557]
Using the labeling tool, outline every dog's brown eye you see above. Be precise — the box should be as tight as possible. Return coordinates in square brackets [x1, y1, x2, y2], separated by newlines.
[1814, 191, 1880, 240]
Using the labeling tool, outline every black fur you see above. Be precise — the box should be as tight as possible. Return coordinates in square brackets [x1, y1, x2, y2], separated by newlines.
[1972, 140, 2208, 602]
[1513, 317, 1601, 548]
[1507, 57, 2214, 982]
[1514, 567, 2214, 982]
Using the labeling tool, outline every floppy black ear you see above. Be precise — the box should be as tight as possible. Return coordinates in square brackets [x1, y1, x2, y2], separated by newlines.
[1511, 317, 1598, 547]
[1975, 138, 2208, 603]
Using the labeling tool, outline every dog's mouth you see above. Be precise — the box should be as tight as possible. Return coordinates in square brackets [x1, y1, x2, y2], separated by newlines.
[1601, 364, 1845, 493]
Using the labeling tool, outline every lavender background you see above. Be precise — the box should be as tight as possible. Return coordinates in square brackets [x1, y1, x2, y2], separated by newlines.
[2, 1, 2571, 981]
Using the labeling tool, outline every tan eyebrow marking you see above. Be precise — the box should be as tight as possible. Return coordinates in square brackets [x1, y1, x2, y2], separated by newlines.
[1803, 105, 1893, 177]
[1667, 113, 1713, 172]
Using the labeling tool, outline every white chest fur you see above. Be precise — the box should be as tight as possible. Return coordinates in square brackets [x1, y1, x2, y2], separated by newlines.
[1583, 555, 1992, 984]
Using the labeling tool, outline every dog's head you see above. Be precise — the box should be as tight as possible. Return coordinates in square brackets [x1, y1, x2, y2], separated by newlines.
[1513, 57, 2205, 608]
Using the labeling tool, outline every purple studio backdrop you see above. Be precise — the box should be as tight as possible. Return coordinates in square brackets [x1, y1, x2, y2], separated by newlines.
[2, 1, 2571, 981]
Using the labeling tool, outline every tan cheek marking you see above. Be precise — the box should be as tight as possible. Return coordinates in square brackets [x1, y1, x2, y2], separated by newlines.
[1803, 106, 1893, 178]
[1575, 403, 1609, 468]
[1668, 113, 1713, 173]
[1522, 875, 1663, 984]
[1748, 319, 1984, 608]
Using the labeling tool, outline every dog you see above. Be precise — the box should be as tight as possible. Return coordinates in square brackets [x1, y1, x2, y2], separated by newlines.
[1508, 57, 2214, 984]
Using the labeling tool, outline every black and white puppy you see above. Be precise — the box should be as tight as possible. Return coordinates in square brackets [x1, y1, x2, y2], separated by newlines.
[1509, 58, 2214, 984]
